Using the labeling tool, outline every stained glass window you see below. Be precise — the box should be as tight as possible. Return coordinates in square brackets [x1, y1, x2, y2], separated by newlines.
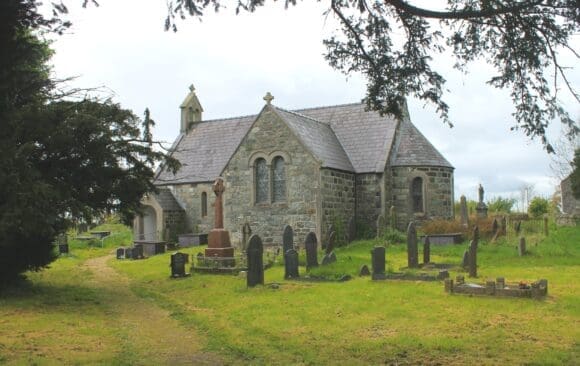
[255, 158, 269, 203]
[272, 156, 286, 202]
[412, 177, 423, 213]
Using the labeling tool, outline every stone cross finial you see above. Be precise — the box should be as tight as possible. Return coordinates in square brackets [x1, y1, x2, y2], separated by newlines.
[213, 178, 225, 229]
[189, 84, 195, 92]
[263, 92, 274, 105]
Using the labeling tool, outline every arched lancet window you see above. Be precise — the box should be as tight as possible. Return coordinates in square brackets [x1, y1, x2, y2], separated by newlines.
[201, 192, 207, 217]
[272, 156, 286, 202]
[412, 177, 424, 213]
[255, 158, 269, 203]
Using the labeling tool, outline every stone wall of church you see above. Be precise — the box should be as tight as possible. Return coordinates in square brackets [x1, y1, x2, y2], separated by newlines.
[169, 183, 215, 234]
[320, 168, 356, 243]
[391, 166, 454, 230]
[355, 173, 384, 237]
[223, 107, 320, 248]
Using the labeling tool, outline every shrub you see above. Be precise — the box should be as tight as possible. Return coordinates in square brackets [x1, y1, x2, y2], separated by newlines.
[528, 197, 549, 218]
[487, 196, 517, 213]
[382, 229, 406, 244]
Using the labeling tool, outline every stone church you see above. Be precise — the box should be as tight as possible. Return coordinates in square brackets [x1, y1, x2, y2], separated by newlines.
[134, 86, 454, 247]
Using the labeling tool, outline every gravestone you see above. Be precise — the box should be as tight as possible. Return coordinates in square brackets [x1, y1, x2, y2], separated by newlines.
[423, 236, 431, 264]
[284, 249, 299, 279]
[472, 225, 480, 244]
[460, 195, 469, 228]
[468, 238, 478, 278]
[125, 247, 133, 259]
[476, 184, 488, 218]
[376, 214, 385, 238]
[371, 246, 386, 275]
[389, 205, 397, 230]
[282, 224, 294, 255]
[347, 217, 356, 243]
[170, 252, 189, 278]
[241, 222, 252, 251]
[116, 247, 125, 259]
[132, 244, 144, 260]
[206, 178, 235, 260]
[518, 237, 527, 256]
[321, 231, 337, 265]
[461, 249, 470, 269]
[543, 216, 549, 236]
[491, 218, 500, 243]
[359, 264, 371, 276]
[247, 234, 264, 287]
[406, 221, 419, 268]
[304, 232, 318, 269]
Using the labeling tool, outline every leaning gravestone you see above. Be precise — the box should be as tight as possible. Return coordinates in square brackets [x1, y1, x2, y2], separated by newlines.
[518, 237, 527, 256]
[371, 246, 386, 276]
[376, 215, 385, 238]
[468, 238, 478, 278]
[407, 221, 419, 268]
[170, 252, 189, 278]
[116, 247, 125, 260]
[321, 231, 337, 265]
[304, 232, 318, 269]
[423, 236, 431, 264]
[282, 224, 294, 255]
[247, 234, 264, 287]
[347, 217, 356, 243]
[284, 249, 299, 279]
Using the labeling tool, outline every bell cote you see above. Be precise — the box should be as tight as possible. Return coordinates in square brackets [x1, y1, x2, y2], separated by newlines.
[180, 84, 204, 133]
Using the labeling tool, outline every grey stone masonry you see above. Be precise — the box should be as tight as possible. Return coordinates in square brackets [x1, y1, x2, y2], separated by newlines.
[320, 168, 355, 242]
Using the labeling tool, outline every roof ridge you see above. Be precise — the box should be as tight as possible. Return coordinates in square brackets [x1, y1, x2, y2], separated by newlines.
[293, 101, 363, 113]
[274, 105, 330, 126]
[197, 113, 258, 124]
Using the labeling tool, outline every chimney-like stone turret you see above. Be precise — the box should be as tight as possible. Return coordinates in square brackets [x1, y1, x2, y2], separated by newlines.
[180, 84, 203, 133]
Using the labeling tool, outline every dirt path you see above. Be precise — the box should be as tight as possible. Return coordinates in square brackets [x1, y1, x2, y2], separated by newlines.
[83, 255, 223, 365]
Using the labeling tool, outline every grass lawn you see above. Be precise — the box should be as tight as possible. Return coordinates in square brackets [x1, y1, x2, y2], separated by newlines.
[1, 223, 579, 365]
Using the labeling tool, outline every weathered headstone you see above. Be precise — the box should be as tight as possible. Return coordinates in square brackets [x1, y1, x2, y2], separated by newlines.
[444, 278, 454, 293]
[476, 184, 488, 218]
[423, 236, 431, 264]
[389, 205, 397, 230]
[170, 252, 189, 278]
[321, 252, 337, 265]
[116, 247, 125, 259]
[284, 249, 299, 279]
[125, 247, 133, 259]
[371, 246, 386, 275]
[376, 214, 385, 238]
[282, 224, 294, 255]
[304, 232, 318, 269]
[406, 221, 419, 268]
[461, 249, 470, 269]
[247, 234, 264, 287]
[518, 237, 527, 256]
[326, 231, 335, 255]
[347, 217, 356, 243]
[460, 195, 469, 228]
[468, 239, 478, 278]
[359, 264, 371, 276]
[242, 222, 252, 251]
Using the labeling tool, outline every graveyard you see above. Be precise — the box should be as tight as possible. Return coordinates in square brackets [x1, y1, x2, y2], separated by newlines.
[0, 220, 578, 365]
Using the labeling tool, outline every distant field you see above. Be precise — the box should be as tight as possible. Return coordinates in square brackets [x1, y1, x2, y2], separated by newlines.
[1, 224, 579, 365]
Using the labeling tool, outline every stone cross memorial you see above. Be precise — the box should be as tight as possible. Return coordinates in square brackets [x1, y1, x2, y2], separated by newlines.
[304, 232, 318, 269]
[282, 224, 294, 255]
[284, 248, 299, 279]
[206, 178, 235, 261]
[407, 221, 419, 268]
[247, 234, 264, 287]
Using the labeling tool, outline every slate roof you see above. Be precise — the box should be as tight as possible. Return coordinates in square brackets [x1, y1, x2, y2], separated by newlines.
[273, 107, 354, 172]
[391, 119, 453, 168]
[296, 103, 397, 173]
[156, 115, 255, 184]
[155, 102, 451, 185]
[154, 188, 184, 211]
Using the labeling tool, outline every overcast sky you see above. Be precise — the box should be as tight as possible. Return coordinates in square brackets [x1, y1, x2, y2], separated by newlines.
[47, 0, 579, 206]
